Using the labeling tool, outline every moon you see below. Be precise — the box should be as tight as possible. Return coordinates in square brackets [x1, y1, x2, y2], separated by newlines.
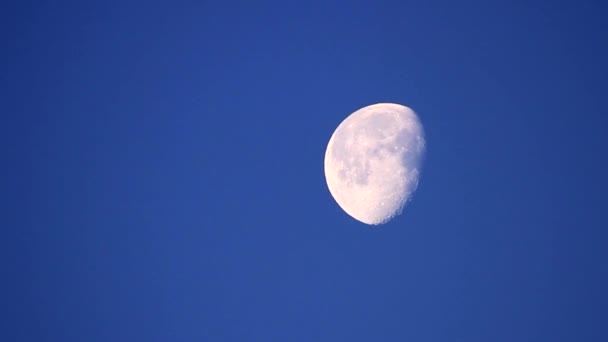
[324, 103, 426, 225]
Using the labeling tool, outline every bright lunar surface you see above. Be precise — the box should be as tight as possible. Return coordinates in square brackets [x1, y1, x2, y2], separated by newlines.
[324, 103, 426, 225]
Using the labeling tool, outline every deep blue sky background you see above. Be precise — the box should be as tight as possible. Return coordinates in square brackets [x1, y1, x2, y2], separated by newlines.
[4, 0, 608, 341]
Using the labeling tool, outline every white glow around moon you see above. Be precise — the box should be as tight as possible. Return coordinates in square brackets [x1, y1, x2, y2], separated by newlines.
[324, 103, 426, 225]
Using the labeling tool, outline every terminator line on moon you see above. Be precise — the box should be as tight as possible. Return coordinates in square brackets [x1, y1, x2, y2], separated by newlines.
[324, 103, 426, 225]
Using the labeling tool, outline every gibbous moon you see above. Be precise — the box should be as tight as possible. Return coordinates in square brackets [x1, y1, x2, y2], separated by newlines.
[324, 103, 426, 225]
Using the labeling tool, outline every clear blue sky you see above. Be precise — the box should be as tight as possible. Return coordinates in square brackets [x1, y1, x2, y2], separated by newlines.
[4, 0, 608, 341]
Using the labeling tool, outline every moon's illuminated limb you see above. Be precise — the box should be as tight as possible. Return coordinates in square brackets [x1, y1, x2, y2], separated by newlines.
[324, 103, 426, 225]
